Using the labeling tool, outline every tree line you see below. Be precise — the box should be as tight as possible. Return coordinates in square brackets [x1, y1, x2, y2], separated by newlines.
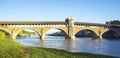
[106, 20, 120, 25]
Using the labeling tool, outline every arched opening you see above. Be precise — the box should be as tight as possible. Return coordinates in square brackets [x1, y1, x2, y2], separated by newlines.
[16, 29, 40, 39]
[45, 28, 67, 40]
[0, 29, 10, 38]
[102, 30, 120, 39]
[75, 29, 98, 38]
[16, 29, 41, 46]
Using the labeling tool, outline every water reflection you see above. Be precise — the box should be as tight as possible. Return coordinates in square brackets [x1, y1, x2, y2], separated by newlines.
[17, 36, 120, 57]
[63, 39, 77, 51]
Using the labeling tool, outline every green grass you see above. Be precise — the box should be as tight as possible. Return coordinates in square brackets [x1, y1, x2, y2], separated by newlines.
[0, 38, 119, 58]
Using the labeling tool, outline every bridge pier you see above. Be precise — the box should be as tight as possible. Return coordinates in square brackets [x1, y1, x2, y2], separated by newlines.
[65, 35, 75, 40]
[97, 30, 104, 40]
[98, 35, 103, 40]
[99, 35, 102, 39]
[40, 35, 45, 40]
[70, 36, 75, 39]
[11, 35, 16, 40]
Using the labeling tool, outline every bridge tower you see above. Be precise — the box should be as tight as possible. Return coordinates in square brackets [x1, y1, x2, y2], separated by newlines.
[66, 17, 75, 40]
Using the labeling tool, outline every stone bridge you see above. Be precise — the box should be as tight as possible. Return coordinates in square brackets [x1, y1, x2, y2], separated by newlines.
[0, 17, 120, 40]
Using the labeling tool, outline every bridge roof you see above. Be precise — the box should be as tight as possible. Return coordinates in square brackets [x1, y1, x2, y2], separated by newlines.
[74, 22, 109, 26]
[0, 21, 119, 27]
[0, 21, 67, 24]
[75, 22, 120, 27]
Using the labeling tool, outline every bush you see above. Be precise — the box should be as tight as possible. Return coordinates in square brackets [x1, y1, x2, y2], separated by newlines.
[0, 31, 6, 39]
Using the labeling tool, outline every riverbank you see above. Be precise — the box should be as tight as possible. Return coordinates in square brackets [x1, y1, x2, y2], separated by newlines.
[0, 38, 118, 58]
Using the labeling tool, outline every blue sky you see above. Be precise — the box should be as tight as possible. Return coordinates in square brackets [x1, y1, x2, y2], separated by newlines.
[0, 0, 120, 23]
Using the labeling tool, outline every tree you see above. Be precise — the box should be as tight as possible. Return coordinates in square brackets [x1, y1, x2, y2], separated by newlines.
[106, 20, 120, 25]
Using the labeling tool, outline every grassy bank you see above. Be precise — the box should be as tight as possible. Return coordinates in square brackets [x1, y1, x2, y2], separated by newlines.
[0, 38, 118, 58]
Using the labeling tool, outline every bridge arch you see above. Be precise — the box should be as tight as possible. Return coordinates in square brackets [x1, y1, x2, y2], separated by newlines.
[44, 28, 68, 35]
[13, 28, 41, 39]
[75, 29, 98, 38]
[0, 28, 11, 37]
[43, 28, 68, 39]
[44, 28, 68, 36]
[102, 30, 120, 39]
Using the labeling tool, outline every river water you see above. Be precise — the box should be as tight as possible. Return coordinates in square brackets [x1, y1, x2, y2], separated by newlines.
[17, 36, 120, 57]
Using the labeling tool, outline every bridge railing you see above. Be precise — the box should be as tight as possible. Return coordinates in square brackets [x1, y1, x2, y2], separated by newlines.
[0, 24, 68, 28]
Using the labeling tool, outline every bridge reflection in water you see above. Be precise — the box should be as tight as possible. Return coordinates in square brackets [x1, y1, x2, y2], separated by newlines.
[17, 36, 120, 57]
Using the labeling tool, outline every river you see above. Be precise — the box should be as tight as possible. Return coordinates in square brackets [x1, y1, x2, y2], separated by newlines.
[17, 36, 120, 57]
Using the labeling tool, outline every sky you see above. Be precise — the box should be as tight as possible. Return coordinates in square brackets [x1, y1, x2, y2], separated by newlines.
[0, 0, 120, 23]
